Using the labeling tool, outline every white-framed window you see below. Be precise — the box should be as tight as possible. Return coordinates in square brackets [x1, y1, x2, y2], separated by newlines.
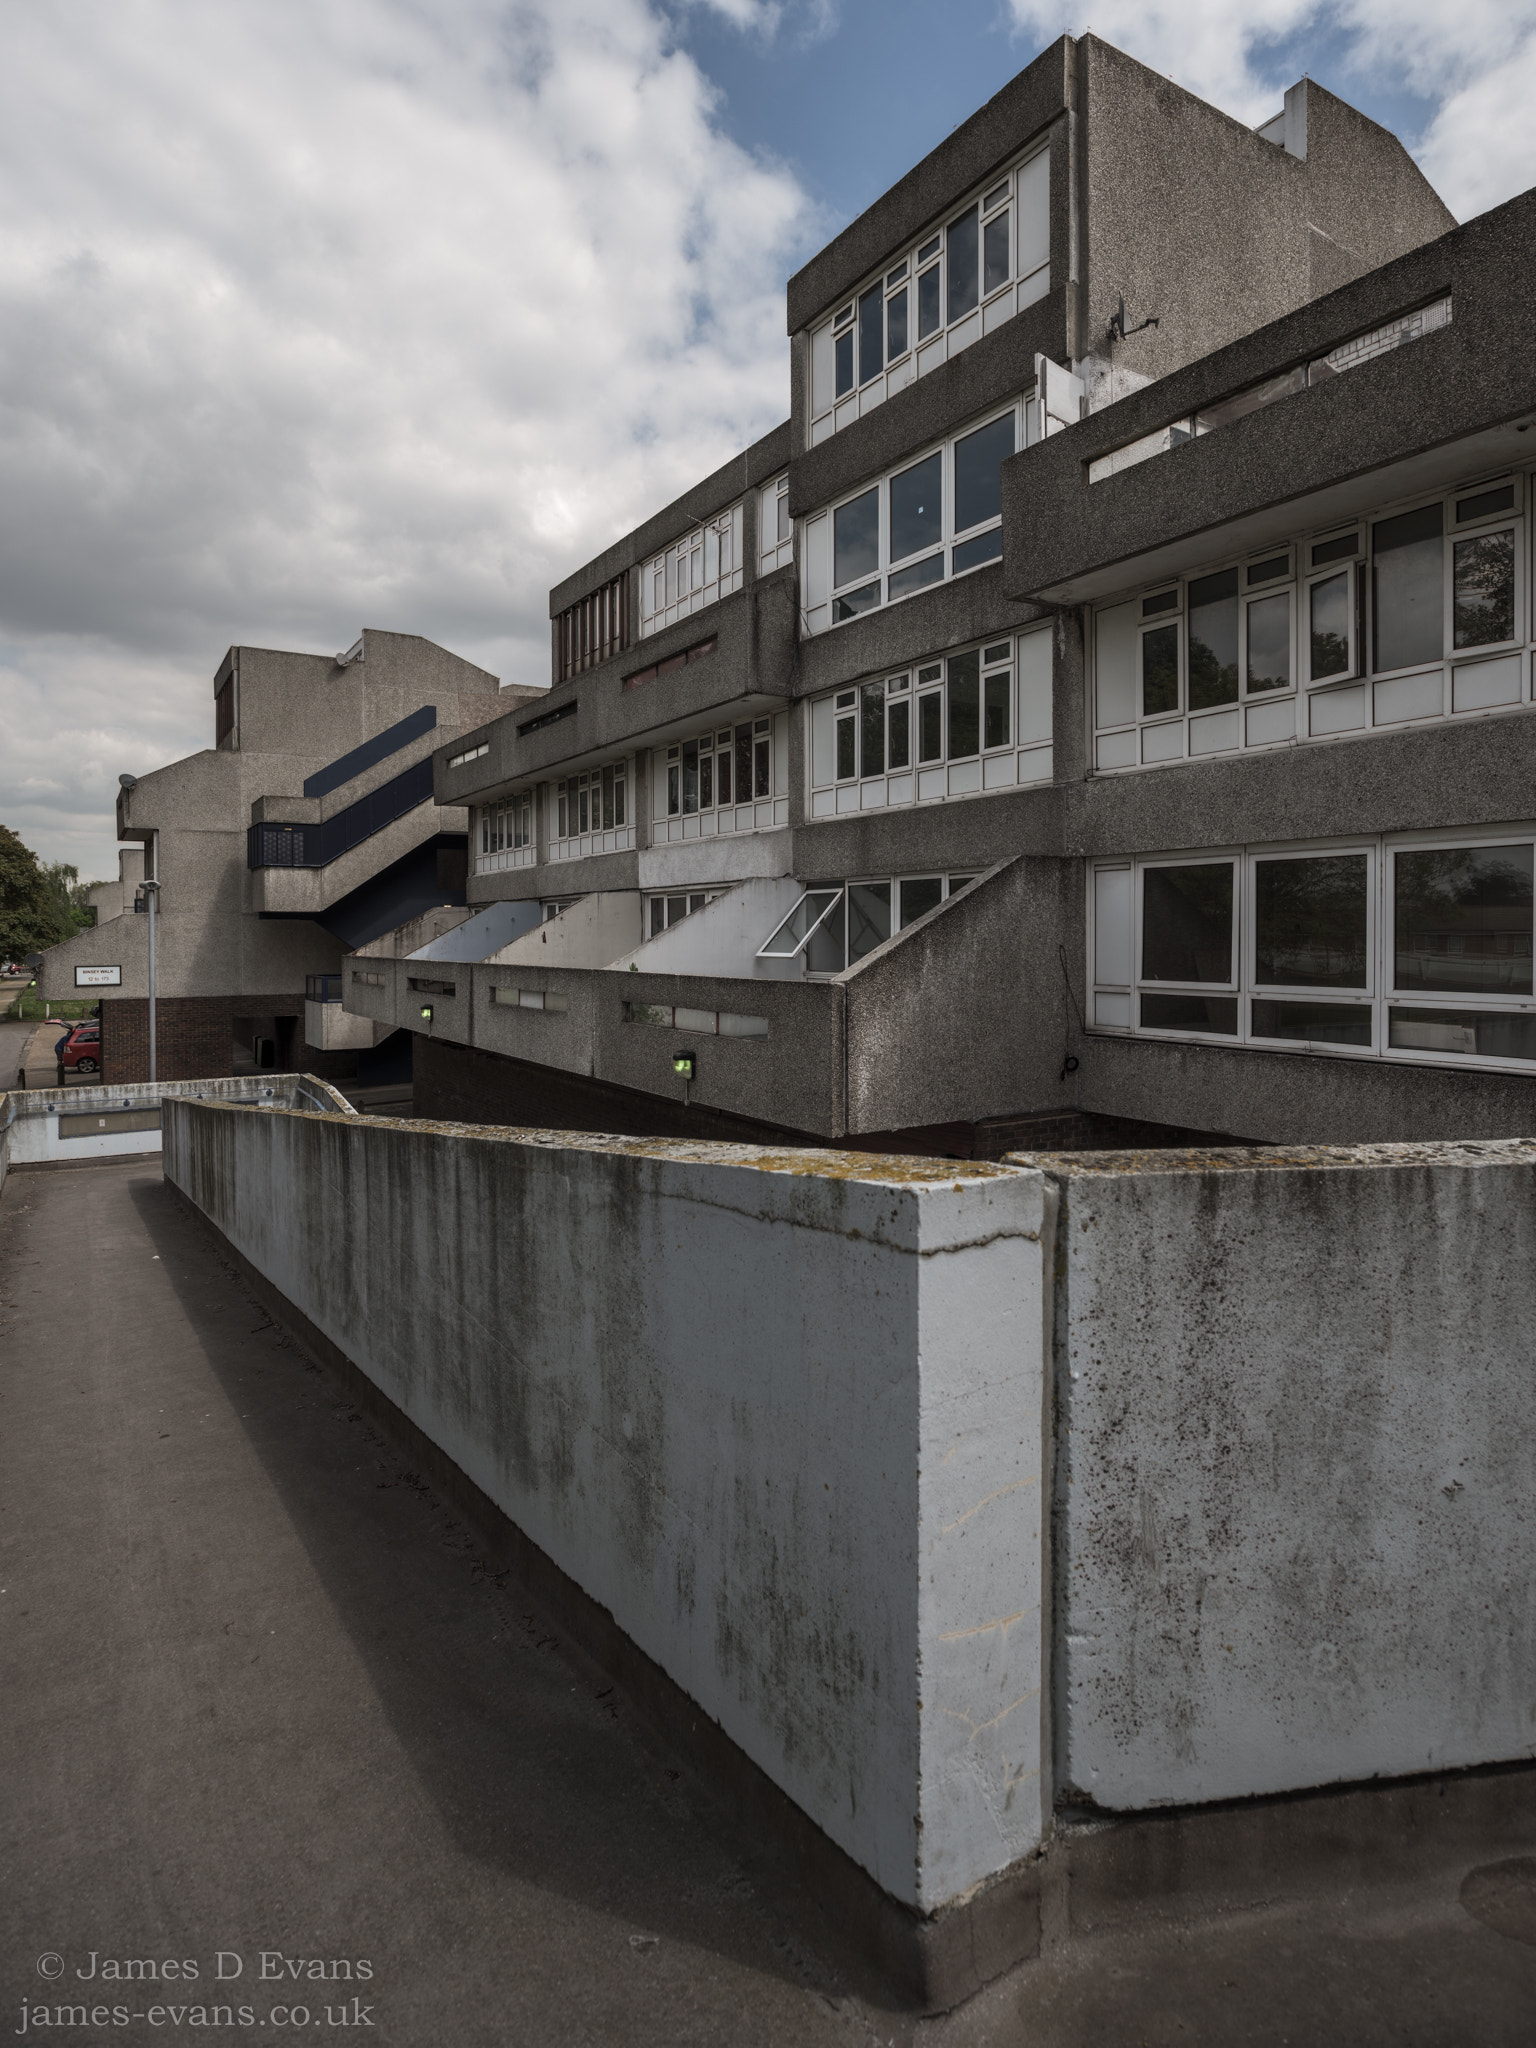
[809, 627, 1051, 816]
[639, 504, 744, 639]
[476, 791, 536, 873]
[1092, 472, 1530, 772]
[759, 475, 792, 574]
[1090, 827, 1536, 1070]
[651, 712, 790, 841]
[645, 891, 721, 939]
[758, 871, 977, 976]
[807, 148, 1048, 447]
[491, 985, 569, 1013]
[550, 759, 634, 862]
[448, 742, 488, 769]
[801, 399, 1025, 636]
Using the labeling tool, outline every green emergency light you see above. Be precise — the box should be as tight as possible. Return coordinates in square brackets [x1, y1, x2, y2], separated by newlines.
[672, 1050, 695, 1080]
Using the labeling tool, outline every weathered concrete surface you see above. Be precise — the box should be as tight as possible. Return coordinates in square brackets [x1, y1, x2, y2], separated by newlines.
[2, 1074, 353, 1167]
[162, 1103, 1052, 1914]
[0, 1157, 882, 2045]
[1019, 1141, 1536, 1813]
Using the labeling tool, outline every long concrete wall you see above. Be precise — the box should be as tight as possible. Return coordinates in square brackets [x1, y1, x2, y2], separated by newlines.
[159, 1112, 1536, 1930]
[5, 1075, 354, 1167]
[1029, 1141, 1536, 1811]
[161, 1102, 1053, 1916]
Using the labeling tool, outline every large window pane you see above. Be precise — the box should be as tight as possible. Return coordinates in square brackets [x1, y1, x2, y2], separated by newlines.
[1255, 854, 1368, 988]
[833, 489, 879, 588]
[918, 691, 943, 762]
[889, 452, 942, 563]
[886, 287, 908, 361]
[1389, 1007, 1536, 1061]
[860, 681, 885, 776]
[1141, 624, 1179, 716]
[1188, 568, 1239, 709]
[1139, 992, 1238, 1034]
[953, 414, 1015, 535]
[952, 530, 1002, 574]
[848, 883, 892, 963]
[946, 207, 978, 322]
[1453, 530, 1516, 648]
[983, 211, 1010, 294]
[947, 651, 980, 759]
[1246, 591, 1291, 692]
[1309, 572, 1351, 679]
[918, 264, 941, 340]
[1251, 999, 1373, 1046]
[859, 285, 883, 386]
[834, 582, 881, 622]
[900, 876, 943, 926]
[1373, 503, 1444, 672]
[1394, 844, 1533, 995]
[1142, 863, 1234, 983]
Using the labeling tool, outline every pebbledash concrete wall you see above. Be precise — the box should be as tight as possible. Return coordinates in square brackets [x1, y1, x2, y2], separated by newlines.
[161, 1103, 1053, 1917]
[160, 1111, 1536, 1928]
[1029, 1141, 1536, 1813]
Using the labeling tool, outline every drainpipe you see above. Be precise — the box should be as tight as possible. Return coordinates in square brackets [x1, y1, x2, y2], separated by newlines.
[143, 875, 160, 1084]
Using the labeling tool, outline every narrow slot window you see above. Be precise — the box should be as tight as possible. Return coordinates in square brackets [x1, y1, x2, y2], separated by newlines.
[917, 262, 941, 340]
[886, 287, 908, 361]
[835, 695, 856, 780]
[699, 749, 713, 810]
[1245, 591, 1291, 693]
[984, 667, 1011, 749]
[946, 206, 979, 323]
[1452, 529, 1516, 648]
[753, 720, 771, 798]
[735, 723, 752, 803]
[859, 284, 883, 386]
[1187, 568, 1240, 709]
[860, 681, 886, 776]
[1309, 570, 1352, 680]
[1373, 503, 1444, 672]
[947, 650, 980, 759]
[716, 745, 731, 806]
[835, 327, 854, 398]
[888, 695, 911, 769]
[983, 209, 1010, 294]
[1141, 623, 1180, 716]
[918, 690, 943, 763]
[682, 740, 699, 814]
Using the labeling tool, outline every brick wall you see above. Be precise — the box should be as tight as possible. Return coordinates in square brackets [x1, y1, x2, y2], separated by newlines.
[100, 995, 359, 1086]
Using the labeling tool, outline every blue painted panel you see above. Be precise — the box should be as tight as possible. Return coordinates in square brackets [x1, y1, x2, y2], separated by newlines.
[303, 703, 437, 798]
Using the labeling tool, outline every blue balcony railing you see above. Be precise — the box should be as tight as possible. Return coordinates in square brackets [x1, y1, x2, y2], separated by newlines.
[249, 756, 433, 871]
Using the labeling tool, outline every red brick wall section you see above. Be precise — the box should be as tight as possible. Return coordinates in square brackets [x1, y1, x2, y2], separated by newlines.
[98, 994, 360, 1086]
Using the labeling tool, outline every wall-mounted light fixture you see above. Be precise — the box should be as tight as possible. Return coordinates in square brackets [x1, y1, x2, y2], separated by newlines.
[672, 1050, 695, 1081]
[420, 1004, 433, 1022]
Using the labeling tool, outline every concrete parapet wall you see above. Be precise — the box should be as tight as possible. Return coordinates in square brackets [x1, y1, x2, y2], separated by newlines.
[5, 1074, 353, 1167]
[1019, 1140, 1536, 1813]
[161, 1102, 1053, 1915]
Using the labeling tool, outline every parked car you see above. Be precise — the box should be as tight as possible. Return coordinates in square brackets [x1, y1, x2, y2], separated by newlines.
[58, 1022, 102, 1076]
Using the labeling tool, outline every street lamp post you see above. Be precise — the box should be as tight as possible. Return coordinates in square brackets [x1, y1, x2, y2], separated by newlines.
[142, 879, 160, 1084]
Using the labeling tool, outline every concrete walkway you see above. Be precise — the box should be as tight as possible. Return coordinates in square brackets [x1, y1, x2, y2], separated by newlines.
[4, 1157, 1536, 2046]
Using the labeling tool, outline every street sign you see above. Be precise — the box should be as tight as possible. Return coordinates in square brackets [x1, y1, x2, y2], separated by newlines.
[74, 965, 122, 987]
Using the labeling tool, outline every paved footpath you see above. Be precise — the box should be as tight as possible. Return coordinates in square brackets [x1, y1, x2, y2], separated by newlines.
[4, 1157, 1536, 2047]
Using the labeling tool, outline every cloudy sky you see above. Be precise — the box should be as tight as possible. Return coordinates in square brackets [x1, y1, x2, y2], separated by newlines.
[3, 0, 1535, 882]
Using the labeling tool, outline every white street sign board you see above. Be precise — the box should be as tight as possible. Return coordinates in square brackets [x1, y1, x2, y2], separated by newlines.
[74, 965, 122, 987]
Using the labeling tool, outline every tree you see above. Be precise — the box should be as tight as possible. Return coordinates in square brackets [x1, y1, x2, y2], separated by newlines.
[0, 826, 74, 959]
[39, 859, 111, 934]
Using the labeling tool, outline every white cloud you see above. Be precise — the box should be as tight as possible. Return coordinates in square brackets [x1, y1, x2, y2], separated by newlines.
[0, 0, 817, 876]
[1005, 1, 1536, 217]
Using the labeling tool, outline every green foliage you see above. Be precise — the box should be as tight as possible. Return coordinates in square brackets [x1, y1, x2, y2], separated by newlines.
[0, 825, 73, 959]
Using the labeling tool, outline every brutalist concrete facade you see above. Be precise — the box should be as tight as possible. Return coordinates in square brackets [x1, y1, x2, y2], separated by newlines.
[354, 35, 1536, 1151]
[36, 630, 513, 1085]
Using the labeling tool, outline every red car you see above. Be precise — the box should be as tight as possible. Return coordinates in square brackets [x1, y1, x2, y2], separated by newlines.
[58, 1022, 102, 1076]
